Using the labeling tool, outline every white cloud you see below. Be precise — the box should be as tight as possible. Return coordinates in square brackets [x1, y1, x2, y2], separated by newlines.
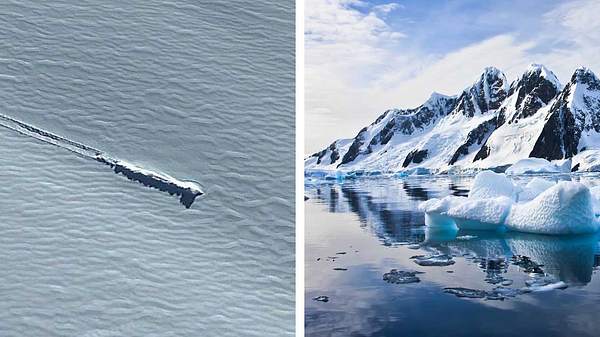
[305, 0, 600, 154]
[305, 0, 412, 153]
[373, 3, 403, 15]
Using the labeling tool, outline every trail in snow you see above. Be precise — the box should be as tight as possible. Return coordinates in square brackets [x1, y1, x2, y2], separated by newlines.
[0, 113, 203, 208]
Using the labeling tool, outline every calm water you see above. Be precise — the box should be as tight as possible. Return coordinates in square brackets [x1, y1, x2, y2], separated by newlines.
[305, 175, 600, 337]
[0, 1, 294, 336]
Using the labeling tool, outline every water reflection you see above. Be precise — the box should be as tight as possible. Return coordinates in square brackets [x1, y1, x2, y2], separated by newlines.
[425, 228, 600, 285]
[306, 177, 600, 286]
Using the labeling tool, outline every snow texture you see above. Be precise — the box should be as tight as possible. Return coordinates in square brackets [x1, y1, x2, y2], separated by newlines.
[506, 182, 597, 235]
[505, 158, 569, 175]
[518, 177, 555, 202]
[468, 170, 519, 200]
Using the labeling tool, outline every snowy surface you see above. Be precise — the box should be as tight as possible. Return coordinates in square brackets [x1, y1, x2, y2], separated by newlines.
[518, 177, 556, 202]
[506, 182, 597, 234]
[506, 158, 570, 175]
[468, 170, 519, 200]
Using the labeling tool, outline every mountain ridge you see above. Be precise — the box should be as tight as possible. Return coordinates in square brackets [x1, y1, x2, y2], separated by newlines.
[306, 64, 600, 174]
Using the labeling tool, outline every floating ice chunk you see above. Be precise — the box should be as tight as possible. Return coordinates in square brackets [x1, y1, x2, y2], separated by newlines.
[506, 182, 598, 235]
[422, 172, 600, 235]
[420, 194, 512, 230]
[409, 167, 431, 176]
[518, 177, 555, 202]
[456, 235, 478, 240]
[412, 254, 455, 266]
[525, 275, 568, 292]
[419, 196, 463, 213]
[446, 196, 512, 230]
[382, 269, 422, 284]
[554, 159, 573, 172]
[468, 171, 518, 201]
[419, 196, 464, 228]
[313, 295, 329, 302]
[443, 287, 487, 298]
[529, 281, 568, 292]
[505, 158, 569, 175]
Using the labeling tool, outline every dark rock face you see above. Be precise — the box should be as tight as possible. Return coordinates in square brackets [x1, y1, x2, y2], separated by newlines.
[473, 143, 491, 161]
[403, 149, 428, 167]
[529, 68, 600, 160]
[314, 141, 340, 165]
[508, 68, 560, 123]
[450, 117, 497, 165]
[572, 67, 600, 91]
[338, 127, 367, 167]
[454, 67, 507, 117]
[330, 146, 340, 163]
[313, 148, 326, 165]
[529, 101, 577, 160]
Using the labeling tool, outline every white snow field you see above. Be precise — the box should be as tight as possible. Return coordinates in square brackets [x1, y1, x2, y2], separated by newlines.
[420, 171, 600, 235]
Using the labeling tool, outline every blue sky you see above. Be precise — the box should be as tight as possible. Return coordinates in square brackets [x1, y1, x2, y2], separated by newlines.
[367, 0, 563, 53]
[305, 0, 600, 153]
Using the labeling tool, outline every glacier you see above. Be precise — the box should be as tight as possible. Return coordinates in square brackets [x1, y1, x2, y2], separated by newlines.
[420, 171, 600, 235]
[306, 64, 600, 175]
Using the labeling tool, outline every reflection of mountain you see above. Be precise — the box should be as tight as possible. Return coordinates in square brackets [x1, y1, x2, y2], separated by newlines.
[306, 178, 600, 286]
[307, 181, 428, 243]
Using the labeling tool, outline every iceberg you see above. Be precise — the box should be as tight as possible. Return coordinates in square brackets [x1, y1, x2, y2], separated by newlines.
[506, 182, 598, 235]
[420, 171, 600, 235]
[445, 196, 512, 230]
[468, 170, 518, 200]
[505, 158, 570, 175]
[518, 177, 555, 202]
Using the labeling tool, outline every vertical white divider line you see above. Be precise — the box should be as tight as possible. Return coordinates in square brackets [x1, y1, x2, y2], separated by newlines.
[296, 0, 305, 335]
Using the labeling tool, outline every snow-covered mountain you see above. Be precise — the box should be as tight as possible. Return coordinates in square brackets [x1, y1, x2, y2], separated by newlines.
[306, 64, 600, 174]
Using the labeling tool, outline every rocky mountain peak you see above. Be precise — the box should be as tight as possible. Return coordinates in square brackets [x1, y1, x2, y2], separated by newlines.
[453, 67, 508, 117]
[570, 67, 600, 90]
[524, 63, 561, 89]
[502, 63, 562, 124]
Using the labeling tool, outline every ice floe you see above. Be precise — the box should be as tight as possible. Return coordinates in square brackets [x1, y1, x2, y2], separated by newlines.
[420, 170, 600, 235]
[506, 158, 571, 175]
[382, 269, 422, 284]
[411, 254, 455, 266]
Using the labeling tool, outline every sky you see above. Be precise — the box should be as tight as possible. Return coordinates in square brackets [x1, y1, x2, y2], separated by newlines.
[305, 0, 600, 154]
